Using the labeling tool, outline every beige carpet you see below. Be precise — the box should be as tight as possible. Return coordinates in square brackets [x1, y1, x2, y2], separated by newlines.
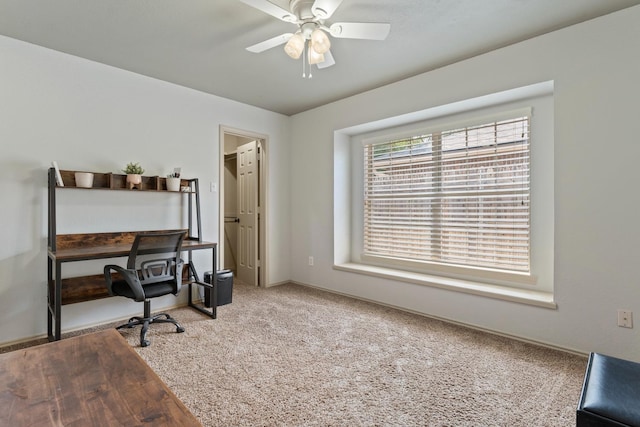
[3, 281, 587, 426]
[114, 281, 585, 427]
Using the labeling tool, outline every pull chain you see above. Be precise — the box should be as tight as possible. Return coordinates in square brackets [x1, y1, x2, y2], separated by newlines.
[301, 40, 312, 79]
[302, 43, 306, 78]
[307, 40, 313, 78]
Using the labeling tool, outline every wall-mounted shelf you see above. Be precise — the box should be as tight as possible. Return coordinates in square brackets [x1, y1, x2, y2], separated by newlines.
[57, 169, 193, 192]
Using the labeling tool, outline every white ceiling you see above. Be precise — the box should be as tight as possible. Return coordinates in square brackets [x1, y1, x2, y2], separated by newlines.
[1, 0, 638, 115]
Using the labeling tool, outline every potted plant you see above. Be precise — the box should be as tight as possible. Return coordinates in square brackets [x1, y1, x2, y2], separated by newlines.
[123, 162, 144, 189]
[74, 171, 94, 188]
[166, 170, 181, 192]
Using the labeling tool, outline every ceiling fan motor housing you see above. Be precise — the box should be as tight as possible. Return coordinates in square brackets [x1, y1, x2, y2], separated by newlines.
[291, 0, 325, 22]
[301, 22, 318, 39]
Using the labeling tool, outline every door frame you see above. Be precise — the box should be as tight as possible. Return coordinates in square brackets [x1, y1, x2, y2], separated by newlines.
[219, 125, 268, 287]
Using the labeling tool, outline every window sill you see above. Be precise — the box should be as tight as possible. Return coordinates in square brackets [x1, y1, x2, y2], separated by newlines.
[333, 262, 556, 309]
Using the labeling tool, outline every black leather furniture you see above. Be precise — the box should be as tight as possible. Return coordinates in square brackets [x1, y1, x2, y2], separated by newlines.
[577, 352, 640, 426]
[104, 231, 186, 347]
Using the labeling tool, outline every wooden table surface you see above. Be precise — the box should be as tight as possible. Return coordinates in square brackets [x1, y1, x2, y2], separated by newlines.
[0, 329, 201, 426]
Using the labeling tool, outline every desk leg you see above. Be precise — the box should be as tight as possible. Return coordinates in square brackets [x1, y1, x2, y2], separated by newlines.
[47, 257, 53, 340]
[186, 246, 217, 319]
[211, 245, 217, 317]
[48, 259, 62, 341]
[55, 260, 62, 340]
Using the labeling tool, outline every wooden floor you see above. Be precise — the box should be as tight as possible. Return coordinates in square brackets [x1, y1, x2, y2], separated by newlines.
[0, 329, 201, 426]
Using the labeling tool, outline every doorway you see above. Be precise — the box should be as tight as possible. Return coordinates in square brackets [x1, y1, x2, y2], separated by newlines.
[219, 126, 267, 287]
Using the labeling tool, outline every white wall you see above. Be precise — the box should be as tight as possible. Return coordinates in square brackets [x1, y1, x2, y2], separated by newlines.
[290, 6, 640, 360]
[0, 35, 291, 344]
[2, 7, 639, 359]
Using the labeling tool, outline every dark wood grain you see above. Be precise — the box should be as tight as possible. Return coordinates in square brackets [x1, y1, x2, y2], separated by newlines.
[56, 230, 188, 250]
[0, 329, 201, 426]
[61, 274, 113, 304]
[56, 170, 194, 193]
[50, 232, 214, 305]
[51, 235, 214, 262]
[61, 269, 193, 305]
[47, 229, 217, 339]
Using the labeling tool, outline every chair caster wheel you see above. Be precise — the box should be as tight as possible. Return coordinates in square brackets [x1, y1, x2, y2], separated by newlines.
[177, 326, 185, 333]
[141, 340, 150, 347]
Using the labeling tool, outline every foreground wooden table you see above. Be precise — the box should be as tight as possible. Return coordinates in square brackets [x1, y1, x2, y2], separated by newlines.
[0, 329, 201, 426]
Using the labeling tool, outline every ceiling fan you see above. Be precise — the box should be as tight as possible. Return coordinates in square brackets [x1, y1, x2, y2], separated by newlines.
[239, 0, 390, 76]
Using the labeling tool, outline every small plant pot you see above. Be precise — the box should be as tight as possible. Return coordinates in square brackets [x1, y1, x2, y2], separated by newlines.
[166, 177, 181, 191]
[74, 172, 94, 188]
[126, 173, 142, 190]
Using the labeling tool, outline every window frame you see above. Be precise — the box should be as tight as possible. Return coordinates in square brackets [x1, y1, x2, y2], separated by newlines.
[342, 87, 554, 296]
[361, 109, 533, 285]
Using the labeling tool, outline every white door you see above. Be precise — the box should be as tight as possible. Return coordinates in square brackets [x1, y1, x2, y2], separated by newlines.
[237, 140, 258, 286]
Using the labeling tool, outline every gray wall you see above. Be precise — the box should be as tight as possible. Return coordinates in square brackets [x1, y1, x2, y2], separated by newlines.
[2, 6, 639, 361]
[289, 6, 640, 360]
[0, 35, 291, 344]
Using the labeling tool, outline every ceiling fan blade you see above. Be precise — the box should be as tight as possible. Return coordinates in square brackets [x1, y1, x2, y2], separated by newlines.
[316, 49, 335, 69]
[311, 0, 344, 19]
[238, 0, 297, 23]
[329, 22, 390, 40]
[246, 33, 294, 53]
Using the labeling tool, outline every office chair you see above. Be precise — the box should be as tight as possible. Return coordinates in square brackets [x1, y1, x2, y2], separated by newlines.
[104, 231, 186, 347]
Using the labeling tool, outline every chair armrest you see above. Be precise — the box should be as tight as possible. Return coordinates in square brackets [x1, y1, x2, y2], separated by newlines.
[176, 259, 185, 290]
[104, 264, 145, 302]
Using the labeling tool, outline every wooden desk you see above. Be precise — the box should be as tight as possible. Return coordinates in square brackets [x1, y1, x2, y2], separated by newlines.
[47, 231, 217, 341]
[0, 329, 201, 426]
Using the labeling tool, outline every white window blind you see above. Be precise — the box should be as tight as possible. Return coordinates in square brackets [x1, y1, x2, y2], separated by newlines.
[363, 116, 530, 274]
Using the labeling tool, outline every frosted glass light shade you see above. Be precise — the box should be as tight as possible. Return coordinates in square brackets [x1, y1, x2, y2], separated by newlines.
[284, 34, 305, 59]
[308, 43, 325, 65]
[310, 28, 331, 54]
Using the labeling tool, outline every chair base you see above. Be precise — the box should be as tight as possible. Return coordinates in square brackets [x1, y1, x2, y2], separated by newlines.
[116, 300, 185, 347]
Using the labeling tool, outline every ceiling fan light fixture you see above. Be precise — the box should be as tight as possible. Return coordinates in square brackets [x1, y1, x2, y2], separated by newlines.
[284, 33, 305, 59]
[310, 28, 331, 54]
[241, 0, 391, 77]
[308, 42, 325, 65]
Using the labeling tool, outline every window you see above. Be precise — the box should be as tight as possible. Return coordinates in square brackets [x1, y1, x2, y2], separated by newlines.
[334, 82, 554, 304]
[363, 116, 530, 276]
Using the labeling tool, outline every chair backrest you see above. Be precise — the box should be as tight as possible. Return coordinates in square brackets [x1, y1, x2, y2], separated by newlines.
[127, 231, 185, 288]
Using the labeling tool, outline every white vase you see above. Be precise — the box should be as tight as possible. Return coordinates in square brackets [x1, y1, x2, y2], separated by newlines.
[74, 172, 94, 188]
[166, 177, 181, 191]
